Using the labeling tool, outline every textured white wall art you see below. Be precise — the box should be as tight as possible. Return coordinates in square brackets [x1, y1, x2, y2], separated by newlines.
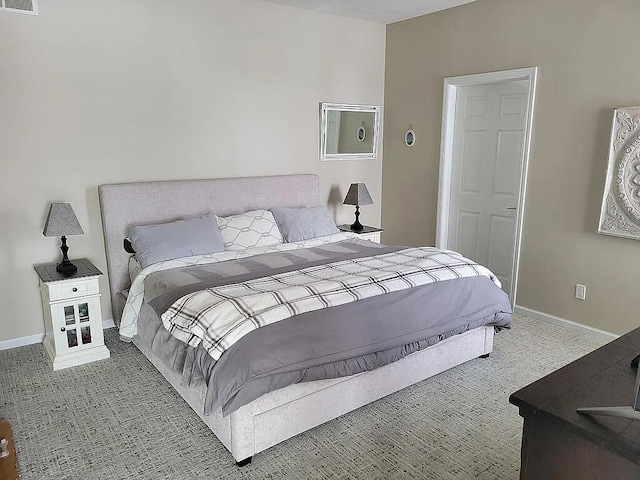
[598, 106, 640, 240]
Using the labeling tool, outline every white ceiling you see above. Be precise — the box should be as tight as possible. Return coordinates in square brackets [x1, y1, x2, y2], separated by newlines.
[258, 0, 476, 24]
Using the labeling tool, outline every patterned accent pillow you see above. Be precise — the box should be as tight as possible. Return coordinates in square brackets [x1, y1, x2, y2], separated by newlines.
[216, 209, 283, 250]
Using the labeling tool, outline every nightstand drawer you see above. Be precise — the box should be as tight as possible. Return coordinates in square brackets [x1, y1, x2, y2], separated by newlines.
[47, 277, 100, 302]
[359, 232, 381, 243]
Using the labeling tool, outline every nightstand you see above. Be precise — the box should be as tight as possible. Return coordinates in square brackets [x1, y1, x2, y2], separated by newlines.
[34, 259, 110, 371]
[338, 225, 383, 244]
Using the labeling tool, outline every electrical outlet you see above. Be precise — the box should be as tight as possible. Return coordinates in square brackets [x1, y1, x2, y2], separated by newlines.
[575, 284, 587, 300]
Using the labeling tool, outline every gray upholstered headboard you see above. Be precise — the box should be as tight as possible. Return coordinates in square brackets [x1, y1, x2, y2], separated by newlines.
[98, 174, 321, 326]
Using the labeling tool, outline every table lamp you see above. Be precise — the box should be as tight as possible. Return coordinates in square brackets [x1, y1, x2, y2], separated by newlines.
[343, 183, 373, 232]
[43, 202, 84, 274]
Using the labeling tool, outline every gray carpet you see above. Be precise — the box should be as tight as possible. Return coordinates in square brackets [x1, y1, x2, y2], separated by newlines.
[0, 314, 606, 479]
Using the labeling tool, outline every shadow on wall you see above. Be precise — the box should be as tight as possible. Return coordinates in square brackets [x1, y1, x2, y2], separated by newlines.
[585, 108, 615, 234]
[0, 207, 46, 322]
[85, 185, 110, 284]
[85, 186, 104, 251]
[0, 208, 45, 267]
[327, 185, 343, 221]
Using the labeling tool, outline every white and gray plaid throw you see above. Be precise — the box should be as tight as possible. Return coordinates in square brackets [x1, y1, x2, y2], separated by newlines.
[161, 247, 500, 361]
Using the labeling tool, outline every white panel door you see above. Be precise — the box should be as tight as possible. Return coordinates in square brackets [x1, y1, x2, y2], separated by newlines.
[448, 80, 528, 295]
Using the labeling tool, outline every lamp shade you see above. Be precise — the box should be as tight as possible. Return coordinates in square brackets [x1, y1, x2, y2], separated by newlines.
[343, 183, 373, 206]
[43, 203, 84, 237]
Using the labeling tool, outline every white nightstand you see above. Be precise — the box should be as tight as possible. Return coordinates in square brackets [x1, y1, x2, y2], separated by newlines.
[338, 225, 383, 244]
[35, 259, 110, 371]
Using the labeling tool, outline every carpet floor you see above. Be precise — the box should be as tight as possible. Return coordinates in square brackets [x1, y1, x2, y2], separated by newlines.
[0, 314, 607, 479]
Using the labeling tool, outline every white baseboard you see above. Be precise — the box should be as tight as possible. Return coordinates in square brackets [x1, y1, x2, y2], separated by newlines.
[0, 333, 46, 351]
[102, 318, 116, 329]
[514, 305, 619, 342]
[0, 318, 116, 351]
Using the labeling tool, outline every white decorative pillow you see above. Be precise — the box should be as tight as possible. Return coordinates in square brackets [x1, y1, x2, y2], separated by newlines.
[216, 209, 283, 250]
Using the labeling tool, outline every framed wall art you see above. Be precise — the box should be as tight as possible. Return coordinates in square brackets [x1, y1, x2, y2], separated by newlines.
[598, 106, 640, 240]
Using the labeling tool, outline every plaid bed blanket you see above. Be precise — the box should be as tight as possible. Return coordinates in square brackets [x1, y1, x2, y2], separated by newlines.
[161, 247, 500, 361]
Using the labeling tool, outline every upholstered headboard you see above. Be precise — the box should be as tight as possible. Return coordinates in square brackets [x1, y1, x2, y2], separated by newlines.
[98, 174, 321, 326]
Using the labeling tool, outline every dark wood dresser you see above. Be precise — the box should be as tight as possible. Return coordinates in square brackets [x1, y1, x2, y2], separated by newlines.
[510, 327, 640, 479]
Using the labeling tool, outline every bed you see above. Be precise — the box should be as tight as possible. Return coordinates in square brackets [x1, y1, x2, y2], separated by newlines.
[98, 174, 511, 466]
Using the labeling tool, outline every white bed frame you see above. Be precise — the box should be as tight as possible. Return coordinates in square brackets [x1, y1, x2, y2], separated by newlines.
[98, 174, 494, 465]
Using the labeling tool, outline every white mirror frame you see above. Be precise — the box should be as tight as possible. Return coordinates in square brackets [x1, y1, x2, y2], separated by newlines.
[320, 103, 381, 161]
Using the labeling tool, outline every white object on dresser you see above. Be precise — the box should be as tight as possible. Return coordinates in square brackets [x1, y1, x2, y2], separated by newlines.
[337, 224, 383, 243]
[35, 259, 110, 371]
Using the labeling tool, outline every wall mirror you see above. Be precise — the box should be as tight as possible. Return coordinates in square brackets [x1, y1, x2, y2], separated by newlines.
[320, 103, 381, 160]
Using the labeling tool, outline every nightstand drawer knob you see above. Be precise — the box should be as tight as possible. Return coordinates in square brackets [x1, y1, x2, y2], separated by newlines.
[60, 327, 66, 332]
[60, 283, 89, 298]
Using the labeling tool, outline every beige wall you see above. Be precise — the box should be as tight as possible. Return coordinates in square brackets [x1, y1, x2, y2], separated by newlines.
[383, 0, 640, 335]
[0, 0, 385, 342]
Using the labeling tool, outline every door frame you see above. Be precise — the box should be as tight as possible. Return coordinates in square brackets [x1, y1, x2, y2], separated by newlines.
[436, 67, 538, 305]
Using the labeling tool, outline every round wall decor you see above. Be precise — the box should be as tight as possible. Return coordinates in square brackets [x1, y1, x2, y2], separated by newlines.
[405, 125, 416, 147]
[357, 123, 366, 142]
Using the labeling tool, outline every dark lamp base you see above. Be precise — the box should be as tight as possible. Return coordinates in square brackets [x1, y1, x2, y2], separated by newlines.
[350, 220, 364, 232]
[350, 205, 364, 232]
[56, 235, 77, 275]
[56, 260, 78, 275]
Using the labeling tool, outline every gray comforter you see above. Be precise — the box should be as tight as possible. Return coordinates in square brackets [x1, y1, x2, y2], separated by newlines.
[134, 240, 512, 415]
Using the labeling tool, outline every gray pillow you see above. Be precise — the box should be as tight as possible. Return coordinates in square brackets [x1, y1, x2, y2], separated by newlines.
[269, 206, 339, 243]
[128, 213, 224, 269]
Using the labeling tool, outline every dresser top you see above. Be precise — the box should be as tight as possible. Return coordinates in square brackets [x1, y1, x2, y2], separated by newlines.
[34, 259, 102, 283]
[510, 326, 640, 464]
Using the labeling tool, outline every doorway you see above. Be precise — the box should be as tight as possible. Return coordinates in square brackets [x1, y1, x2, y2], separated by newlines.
[436, 67, 537, 305]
